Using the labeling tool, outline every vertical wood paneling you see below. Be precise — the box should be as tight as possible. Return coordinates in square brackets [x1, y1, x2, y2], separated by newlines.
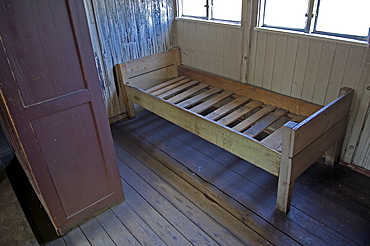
[280, 36, 299, 95]
[176, 20, 242, 81]
[312, 42, 336, 105]
[354, 104, 370, 169]
[158, 13, 370, 169]
[290, 38, 310, 99]
[253, 31, 267, 87]
[341, 45, 365, 89]
[229, 28, 243, 81]
[247, 28, 258, 86]
[301, 39, 323, 102]
[263, 33, 277, 90]
[222, 27, 232, 78]
[209, 25, 224, 75]
[201, 24, 211, 72]
[271, 35, 288, 92]
[84, 0, 174, 119]
[343, 49, 370, 166]
[248, 30, 369, 169]
[324, 43, 350, 104]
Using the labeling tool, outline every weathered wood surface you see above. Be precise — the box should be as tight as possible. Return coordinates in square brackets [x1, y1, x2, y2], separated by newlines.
[190, 90, 234, 113]
[205, 97, 250, 120]
[261, 115, 307, 151]
[125, 85, 282, 175]
[179, 66, 322, 116]
[247, 29, 369, 169]
[217, 100, 264, 126]
[232, 104, 273, 132]
[292, 88, 354, 155]
[147, 76, 187, 93]
[177, 87, 223, 108]
[84, 0, 175, 119]
[244, 108, 288, 137]
[176, 18, 369, 170]
[118, 46, 354, 212]
[247, 30, 370, 169]
[111, 111, 370, 246]
[41, 110, 370, 245]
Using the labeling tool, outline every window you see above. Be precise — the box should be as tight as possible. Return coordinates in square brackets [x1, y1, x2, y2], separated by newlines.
[261, 0, 370, 41]
[179, 0, 242, 23]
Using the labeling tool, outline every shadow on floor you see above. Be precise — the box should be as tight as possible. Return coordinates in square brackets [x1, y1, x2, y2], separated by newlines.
[6, 157, 60, 244]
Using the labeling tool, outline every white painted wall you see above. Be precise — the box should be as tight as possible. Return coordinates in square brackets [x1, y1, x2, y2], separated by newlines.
[176, 19, 243, 82]
[175, 12, 370, 170]
[248, 29, 370, 169]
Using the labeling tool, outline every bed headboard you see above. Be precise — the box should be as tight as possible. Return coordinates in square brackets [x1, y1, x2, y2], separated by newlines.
[115, 48, 181, 90]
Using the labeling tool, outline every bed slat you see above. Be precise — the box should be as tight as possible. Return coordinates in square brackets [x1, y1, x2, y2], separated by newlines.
[152, 78, 192, 96]
[146, 76, 187, 93]
[244, 109, 288, 137]
[190, 91, 234, 114]
[176, 87, 223, 108]
[167, 83, 209, 104]
[261, 115, 307, 151]
[158, 80, 199, 99]
[217, 100, 263, 126]
[205, 97, 250, 121]
[232, 105, 276, 132]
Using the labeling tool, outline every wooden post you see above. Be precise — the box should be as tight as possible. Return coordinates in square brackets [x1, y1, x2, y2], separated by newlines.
[325, 87, 353, 166]
[114, 64, 136, 119]
[276, 121, 298, 213]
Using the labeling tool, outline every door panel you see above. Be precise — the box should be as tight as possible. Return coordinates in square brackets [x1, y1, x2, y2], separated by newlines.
[31, 103, 113, 218]
[0, 0, 124, 234]
[1, 0, 86, 106]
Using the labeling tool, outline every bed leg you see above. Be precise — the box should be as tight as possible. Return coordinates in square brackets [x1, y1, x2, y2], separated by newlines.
[276, 121, 297, 213]
[123, 97, 136, 119]
[277, 178, 295, 213]
[325, 87, 352, 165]
[325, 141, 342, 166]
[114, 64, 136, 119]
[121, 83, 136, 119]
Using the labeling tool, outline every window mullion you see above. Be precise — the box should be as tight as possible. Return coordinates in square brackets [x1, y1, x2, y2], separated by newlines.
[304, 0, 316, 33]
[205, 0, 210, 20]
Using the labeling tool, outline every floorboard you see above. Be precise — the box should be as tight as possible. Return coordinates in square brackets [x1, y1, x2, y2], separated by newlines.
[95, 208, 140, 246]
[115, 142, 265, 245]
[43, 110, 370, 246]
[114, 112, 336, 246]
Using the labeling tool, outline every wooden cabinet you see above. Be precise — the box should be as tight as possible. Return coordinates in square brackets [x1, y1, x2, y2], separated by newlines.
[0, 0, 124, 235]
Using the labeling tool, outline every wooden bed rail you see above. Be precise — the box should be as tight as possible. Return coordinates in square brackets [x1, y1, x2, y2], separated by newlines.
[277, 87, 354, 212]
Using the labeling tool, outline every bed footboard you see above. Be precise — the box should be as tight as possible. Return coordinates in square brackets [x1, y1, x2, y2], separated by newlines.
[277, 87, 354, 213]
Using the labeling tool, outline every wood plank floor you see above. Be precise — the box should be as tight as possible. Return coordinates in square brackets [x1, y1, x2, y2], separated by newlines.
[46, 110, 370, 246]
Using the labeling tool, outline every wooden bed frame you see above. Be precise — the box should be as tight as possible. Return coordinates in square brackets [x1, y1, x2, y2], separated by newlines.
[115, 48, 354, 213]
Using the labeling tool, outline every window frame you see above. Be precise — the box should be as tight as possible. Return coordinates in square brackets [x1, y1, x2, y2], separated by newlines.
[259, 0, 369, 41]
[177, 0, 242, 24]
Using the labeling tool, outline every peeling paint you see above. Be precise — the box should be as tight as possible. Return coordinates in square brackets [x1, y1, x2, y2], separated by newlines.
[84, 0, 175, 118]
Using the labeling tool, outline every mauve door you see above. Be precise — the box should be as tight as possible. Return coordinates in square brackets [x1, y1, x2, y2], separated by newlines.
[0, 0, 124, 234]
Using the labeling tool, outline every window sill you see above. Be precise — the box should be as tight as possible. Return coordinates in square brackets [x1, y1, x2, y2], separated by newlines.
[255, 27, 369, 47]
[175, 17, 241, 28]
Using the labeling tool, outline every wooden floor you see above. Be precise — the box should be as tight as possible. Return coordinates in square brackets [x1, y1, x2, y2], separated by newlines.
[45, 110, 370, 246]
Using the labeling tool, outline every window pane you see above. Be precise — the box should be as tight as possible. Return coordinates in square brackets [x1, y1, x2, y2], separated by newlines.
[315, 0, 370, 38]
[263, 0, 309, 30]
[182, 0, 206, 18]
[213, 0, 242, 22]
